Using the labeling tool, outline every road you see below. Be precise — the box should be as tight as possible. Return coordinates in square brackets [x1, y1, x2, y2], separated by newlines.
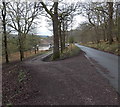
[76, 44, 119, 94]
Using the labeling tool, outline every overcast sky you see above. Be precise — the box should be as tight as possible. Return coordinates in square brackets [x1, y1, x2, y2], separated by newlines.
[36, 0, 119, 36]
[36, 14, 88, 36]
[34, 0, 89, 36]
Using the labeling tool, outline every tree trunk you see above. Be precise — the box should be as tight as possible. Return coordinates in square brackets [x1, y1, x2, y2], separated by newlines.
[17, 3, 24, 61]
[117, 4, 120, 42]
[94, 27, 100, 44]
[20, 49, 24, 61]
[103, 16, 108, 42]
[59, 22, 63, 53]
[18, 36, 24, 61]
[108, 2, 114, 44]
[2, 2, 9, 63]
[40, 2, 60, 59]
[104, 22, 108, 42]
[62, 21, 66, 50]
[52, 2, 60, 60]
[115, 5, 119, 42]
[103, 29, 106, 42]
[118, 17, 120, 42]
[62, 31, 65, 49]
[35, 49, 37, 54]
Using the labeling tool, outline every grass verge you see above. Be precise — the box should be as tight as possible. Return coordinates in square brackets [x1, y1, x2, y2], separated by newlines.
[44, 44, 81, 61]
[60, 44, 81, 59]
[2, 50, 50, 64]
[81, 42, 120, 56]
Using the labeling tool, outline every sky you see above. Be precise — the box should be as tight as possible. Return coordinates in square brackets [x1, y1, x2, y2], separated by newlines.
[33, 0, 89, 36]
[36, 14, 88, 36]
[6, 0, 88, 36]
[6, 0, 119, 36]
[35, 0, 119, 36]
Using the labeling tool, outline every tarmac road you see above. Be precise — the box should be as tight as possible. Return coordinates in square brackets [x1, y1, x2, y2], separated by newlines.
[76, 44, 119, 94]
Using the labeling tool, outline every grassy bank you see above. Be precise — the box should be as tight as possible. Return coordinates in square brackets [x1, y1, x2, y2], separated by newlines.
[44, 44, 81, 61]
[81, 42, 120, 56]
[60, 44, 81, 59]
[2, 50, 49, 63]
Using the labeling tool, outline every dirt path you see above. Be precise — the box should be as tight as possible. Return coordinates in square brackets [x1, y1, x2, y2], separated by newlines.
[2, 52, 120, 105]
[0, 64, 2, 106]
[16, 52, 119, 105]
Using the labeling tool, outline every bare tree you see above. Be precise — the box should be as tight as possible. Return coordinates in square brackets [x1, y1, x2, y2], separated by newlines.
[1, 1, 9, 63]
[58, 2, 80, 52]
[41, 1, 60, 60]
[117, 3, 120, 42]
[7, 1, 40, 61]
[80, 2, 115, 44]
[107, 2, 114, 44]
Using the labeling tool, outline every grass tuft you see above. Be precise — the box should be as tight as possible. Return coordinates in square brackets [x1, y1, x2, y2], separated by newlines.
[18, 71, 26, 83]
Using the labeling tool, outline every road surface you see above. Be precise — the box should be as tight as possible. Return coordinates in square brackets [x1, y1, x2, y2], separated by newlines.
[76, 44, 119, 94]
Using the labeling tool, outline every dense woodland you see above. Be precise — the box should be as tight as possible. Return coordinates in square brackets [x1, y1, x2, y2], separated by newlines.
[69, 2, 120, 44]
[0, 1, 120, 63]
